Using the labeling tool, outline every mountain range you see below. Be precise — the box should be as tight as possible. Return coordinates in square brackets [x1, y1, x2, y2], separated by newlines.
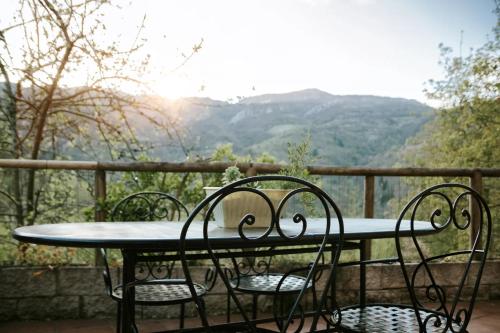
[161, 89, 433, 166]
[0, 83, 434, 167]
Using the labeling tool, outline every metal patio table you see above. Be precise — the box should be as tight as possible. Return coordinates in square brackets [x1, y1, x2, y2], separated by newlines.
[13, 218, 434, 333]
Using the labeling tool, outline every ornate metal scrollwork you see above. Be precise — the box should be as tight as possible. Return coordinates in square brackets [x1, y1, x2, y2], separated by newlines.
[455, 308, 469, 327]
[275, 187, 326, 240]
[134, 260, 175, 281]
[235, 254, 272, 276]
[320, 299, 342, 328]
[422, 313, 443, 330]
[102, 191, 189, 295]
[111, 191, 188, 222]
[395, 183, 492, 333]
[272, 298, 305, 333]
[204, 266, 218, 291]
[452, 191, 475, 230]
[180, 175, 344, 333]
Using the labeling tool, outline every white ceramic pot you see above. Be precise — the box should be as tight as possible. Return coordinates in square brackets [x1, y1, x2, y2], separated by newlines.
[204, 187, 289, 228]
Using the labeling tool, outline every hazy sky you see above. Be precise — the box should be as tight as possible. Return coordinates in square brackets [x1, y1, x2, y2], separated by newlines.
[1, 0, 497, 105]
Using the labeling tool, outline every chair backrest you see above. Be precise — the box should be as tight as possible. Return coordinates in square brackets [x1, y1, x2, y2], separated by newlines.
[396, 183, 492, 332]
[102, 192, 189, 293]
[110, 191, 189, 222]
[179, 175, 344, 333]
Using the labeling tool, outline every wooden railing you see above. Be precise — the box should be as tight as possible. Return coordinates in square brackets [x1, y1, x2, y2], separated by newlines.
[1, 159, 499, 262]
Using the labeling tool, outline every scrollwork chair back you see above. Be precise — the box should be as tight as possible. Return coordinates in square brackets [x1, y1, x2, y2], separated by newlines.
[396, 183, 492, 332]
[108, 191, 189, 281]
[180, 175, 345, 333]
[101, 191, 191, 332]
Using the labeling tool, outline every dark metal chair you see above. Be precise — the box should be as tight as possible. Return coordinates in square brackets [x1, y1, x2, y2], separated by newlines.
[180, 175, 345, 333]
[100, 191, 206, 332]
[340, 183, 492, 332]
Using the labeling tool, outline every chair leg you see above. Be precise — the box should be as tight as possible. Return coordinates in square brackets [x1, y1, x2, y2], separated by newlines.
[311, 282, 319, 332]
[252, 294, 258, 320]
[180, 303, 185, 329]
[280, 295, 284, 331]
[226, 291, 231, 323]
[116, 303, 121, 333]
[196, 296, 211, 332]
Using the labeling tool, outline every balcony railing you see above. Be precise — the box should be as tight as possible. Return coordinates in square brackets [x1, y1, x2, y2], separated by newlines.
[1, 158, 499, 263]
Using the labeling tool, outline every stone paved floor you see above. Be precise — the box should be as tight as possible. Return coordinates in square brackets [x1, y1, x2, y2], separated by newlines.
[1, 300, 499, 332]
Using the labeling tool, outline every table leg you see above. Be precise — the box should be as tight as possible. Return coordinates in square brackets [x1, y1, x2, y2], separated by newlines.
[121, 250, 137, 333]
[359, 240, 367, 308]
[330, 243, 335, 312]
[329, 243, 336, 330]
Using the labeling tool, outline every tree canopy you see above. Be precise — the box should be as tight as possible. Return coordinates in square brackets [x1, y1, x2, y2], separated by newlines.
[404, 4, 499, 169]
[0, 0, 193, 227]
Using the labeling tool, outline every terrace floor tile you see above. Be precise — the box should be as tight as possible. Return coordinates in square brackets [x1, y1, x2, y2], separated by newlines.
[1, 300, 499, 332]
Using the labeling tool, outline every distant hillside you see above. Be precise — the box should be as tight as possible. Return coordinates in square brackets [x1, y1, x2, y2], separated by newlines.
[0, 83, 434, 167]
[164, 89, 433, 166]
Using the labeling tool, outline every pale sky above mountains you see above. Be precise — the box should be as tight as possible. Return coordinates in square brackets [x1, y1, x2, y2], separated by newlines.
[0, 0, 497, 106]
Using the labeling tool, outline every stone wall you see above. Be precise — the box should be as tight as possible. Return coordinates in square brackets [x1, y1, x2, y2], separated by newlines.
[1, 261, 499, 322]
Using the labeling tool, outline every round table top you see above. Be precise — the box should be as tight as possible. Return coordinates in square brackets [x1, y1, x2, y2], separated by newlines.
[12, 218, 434, 250]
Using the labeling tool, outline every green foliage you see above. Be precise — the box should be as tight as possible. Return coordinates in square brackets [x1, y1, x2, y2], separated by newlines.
[254, 152, 276, 164]
[95, 156, 206, 221]
[279, 135, 320, 189]
[1, 169, 95, 265]
[0, 0, 185, 232]
[279, 136, 312, 179]
[211, 144, 247, 163]
[180, 93, 432, 167]
[13, 243, 93, 266]
[401, 6, 500, 258]
[94, 145, 277, 223]
[222, 166, 243, 185]
[405, 6, 499, 169]
[276, 136, 321, 216]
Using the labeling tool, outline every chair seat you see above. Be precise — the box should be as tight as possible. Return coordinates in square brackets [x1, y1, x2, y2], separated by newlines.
[229, 273, 312, 295]
[112, 282, 206, 305]
[340, 304, 464, 333]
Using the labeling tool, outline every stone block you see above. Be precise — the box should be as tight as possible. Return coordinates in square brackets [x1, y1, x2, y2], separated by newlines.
[475, 260, 500, 285]
[366, 289, 409, 303]
[335, 266, 360, 291]
[306, 268, 334, 293]
[456, 284, 490, 301]
[379, 263, 419, 289]
[1, 260, 497, 322]
[489, 284, 500, 299]
[475, 284, 491, 300]
[428, 262, 468, 287]
[184, 266, 228, 295]
[224, 293, 255, 315]
[202, 293, 230, 316]
[0, 267, 56, 297]
[336, 263, 410, 291]
[0, 299, 17, 321]
[335, 290, 359, 306]
[80, 295, 116, 318]
[57, 266, 105, 296]
[365, 265, 383, 290]
[17, 296, 79, 320]
[407, 263, 428, 288]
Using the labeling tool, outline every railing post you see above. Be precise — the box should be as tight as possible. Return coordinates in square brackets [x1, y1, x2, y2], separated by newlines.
[470, 169, 483, 249]
[94, 169, 107, 265]
[245, 164, 257, 177]
[363, 175, 375, 258]
[360, 175, 375, 307]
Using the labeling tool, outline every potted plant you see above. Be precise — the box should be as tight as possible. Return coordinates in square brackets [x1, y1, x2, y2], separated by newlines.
[204, 166, 289, 228]
[204, 136, 317, 228]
